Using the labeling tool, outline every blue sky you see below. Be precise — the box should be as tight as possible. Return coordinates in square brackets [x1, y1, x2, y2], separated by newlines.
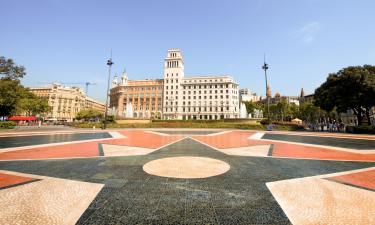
[2, 0, 375, 102]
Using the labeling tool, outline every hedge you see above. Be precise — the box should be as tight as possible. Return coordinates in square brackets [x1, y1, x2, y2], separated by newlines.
[0, 121, 16, 129]
[346, 125, 375, 134]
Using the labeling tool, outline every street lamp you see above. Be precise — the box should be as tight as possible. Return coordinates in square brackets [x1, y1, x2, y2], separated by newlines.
[103, 50, 114, 129]
[262, 55, 270, 123]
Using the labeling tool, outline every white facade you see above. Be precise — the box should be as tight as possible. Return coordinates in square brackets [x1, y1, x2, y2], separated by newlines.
[163, 49, 240, 120]
[240, 88, 261, 102]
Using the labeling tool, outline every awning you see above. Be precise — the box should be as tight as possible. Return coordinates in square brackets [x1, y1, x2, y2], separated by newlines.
[8, 116, 37, 121]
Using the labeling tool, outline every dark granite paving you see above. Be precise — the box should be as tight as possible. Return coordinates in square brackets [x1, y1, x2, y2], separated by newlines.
[153, 130, 221, 135]
[0, 138, 373, 224]
[262, 133, 375, 150]
[0, 132, 111, 149]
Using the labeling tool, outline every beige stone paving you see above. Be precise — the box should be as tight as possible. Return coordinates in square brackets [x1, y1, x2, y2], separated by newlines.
[143, 156, 230, 179]
[215, 145, 271, 157]
[102, 144, 156, 156]
[267, 174, 375, 225]
[0, 171, 104, 225]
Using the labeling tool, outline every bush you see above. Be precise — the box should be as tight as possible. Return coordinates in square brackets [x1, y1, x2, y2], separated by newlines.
[346, 125, 375, 134]
[260, 119, 272, 125]
[0, 121, 16, 129]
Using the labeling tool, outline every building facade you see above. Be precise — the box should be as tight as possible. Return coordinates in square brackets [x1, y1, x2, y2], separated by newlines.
[109, 49, 240, 120]
[30, 83, 105, 121]
[239, 88, 261, 102]
[109, 71, 163, 118]
[261, 92, 300, 106]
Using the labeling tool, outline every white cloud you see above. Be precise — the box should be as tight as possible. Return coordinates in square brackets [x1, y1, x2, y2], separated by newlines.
[295, 22, 320, 43]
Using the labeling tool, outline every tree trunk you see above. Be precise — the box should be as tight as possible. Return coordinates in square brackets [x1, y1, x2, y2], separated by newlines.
[353, 107, 363, 125]
[365, 109, 371, 125]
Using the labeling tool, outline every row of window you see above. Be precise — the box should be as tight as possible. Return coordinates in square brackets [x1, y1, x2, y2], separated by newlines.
[165, 79, 179, 84]
[184, 79, 225, 83]
[164, 106, 238, 112]
[166, 101, 236, 106]
[125, 93, 162, 97]
[165, 73, 178, 77]
[182, 84, 230, 89]
[167, 60, 179, 68]
[133, 107, 162, 111]
[165, 94, 235, 100]
[123, 86, 162, 91]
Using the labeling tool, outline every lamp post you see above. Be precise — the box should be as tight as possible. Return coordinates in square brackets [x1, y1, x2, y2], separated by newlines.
[262, 55, 270, 123]
[103, 51, 114, 129]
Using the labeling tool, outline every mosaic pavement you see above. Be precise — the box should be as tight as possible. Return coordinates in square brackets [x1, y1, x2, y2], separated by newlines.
[0, 129, 374, 224]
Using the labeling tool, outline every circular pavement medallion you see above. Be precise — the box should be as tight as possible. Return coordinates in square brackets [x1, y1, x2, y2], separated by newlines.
[143, 156, 230, 179]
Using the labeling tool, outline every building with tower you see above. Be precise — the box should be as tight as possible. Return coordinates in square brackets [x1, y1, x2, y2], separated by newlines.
[109, 48, 240, 120]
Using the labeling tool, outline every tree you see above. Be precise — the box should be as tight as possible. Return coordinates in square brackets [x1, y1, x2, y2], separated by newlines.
[15, 91, 50, 116]
[299, 102, 323, 123]
[314, 65, 375, 125]
[0, 56, 26, 80]
[244, 101, 257, 115]
[0, 78, 49, 117]
[0, 78, 24, 116]
[76, 109, 103, 121]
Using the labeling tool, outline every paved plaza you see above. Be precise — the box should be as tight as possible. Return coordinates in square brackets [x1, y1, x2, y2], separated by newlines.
[0, 129, 374, 224]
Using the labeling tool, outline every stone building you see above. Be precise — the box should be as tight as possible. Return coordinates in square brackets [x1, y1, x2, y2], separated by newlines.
[30, 83, 105, 122]
[239, 88, 261, 102]
[162, 49, 240, 120]
[109, 71, 163, 118]
[109, 48, 240, 120]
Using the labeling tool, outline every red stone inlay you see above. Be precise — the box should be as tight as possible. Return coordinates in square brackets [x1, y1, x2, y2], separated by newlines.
[272, 143, 375, 162]
[0, 141, 100, 160]
[0, 173, 36, 188]
[194, 131, 375, 162]
[103, 130, 184, 149]
[328, 169, 375, 190]
[193, 131, 266, 149]
[0, 131, 184, 160]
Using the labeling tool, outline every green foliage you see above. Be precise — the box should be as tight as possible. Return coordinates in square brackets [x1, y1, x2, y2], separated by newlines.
[346, 125, 375, 134]
[71, 120, 305, 131]
[15, 91, 50, 116]
[0, 78, 49, 117]
[0, 121, 16, 129]
[314, 65, 375, 125]
[299, 102, 324, 123]
[0, 57, 48, 117]
[0, 56, 26, 80]
[76, 109, 103, 121]
[0, 78, 24, 116]
[105, 115, 115, 122]
[260, 118, 272, 125]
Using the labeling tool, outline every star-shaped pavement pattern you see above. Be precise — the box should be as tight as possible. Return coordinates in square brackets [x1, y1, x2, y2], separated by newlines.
[0, 130, 374, 224]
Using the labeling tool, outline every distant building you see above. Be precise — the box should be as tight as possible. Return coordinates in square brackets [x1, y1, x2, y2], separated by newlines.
[109, 49, 240, 120]
[262, 92, 300, 106]
[239, 88, 261, 102]
[30, 83, 105, 122]
[109, 71, 163, 119]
